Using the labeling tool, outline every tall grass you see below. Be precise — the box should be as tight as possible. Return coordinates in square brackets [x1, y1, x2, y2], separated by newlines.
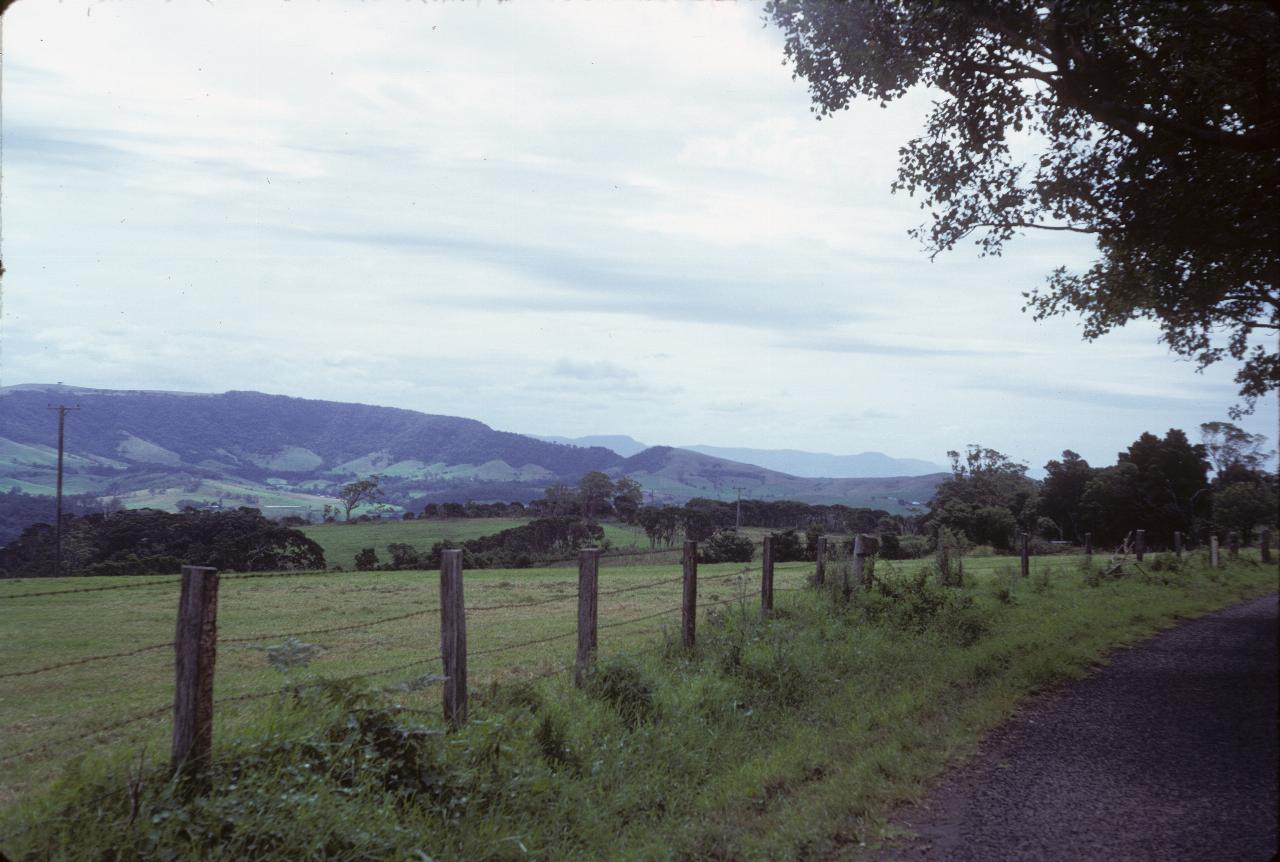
[2, 554, 1274, 860]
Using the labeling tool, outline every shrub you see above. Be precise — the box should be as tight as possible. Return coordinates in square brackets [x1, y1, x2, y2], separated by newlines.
[769, 530, 807, 562]
[700, 529, 755, 563]
[354, 548, 380, 571]
[385, 543, 422, 570]
[862, 567, 990, 646]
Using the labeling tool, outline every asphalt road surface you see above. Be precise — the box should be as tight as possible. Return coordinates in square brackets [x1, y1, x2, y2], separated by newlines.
[876, 592, 1279, 862]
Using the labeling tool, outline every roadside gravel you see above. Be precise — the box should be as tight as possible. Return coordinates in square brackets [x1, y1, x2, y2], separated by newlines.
[873, 592, 1279, 861]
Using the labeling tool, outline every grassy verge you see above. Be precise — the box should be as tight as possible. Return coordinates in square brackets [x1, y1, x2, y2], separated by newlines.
[1, 552, 1275, 860]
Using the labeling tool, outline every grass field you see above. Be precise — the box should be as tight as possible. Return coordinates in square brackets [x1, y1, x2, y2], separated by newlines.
[301, 518, 650, 569]
[1, 549, 1274, 859]
[0, 555, 792, 804]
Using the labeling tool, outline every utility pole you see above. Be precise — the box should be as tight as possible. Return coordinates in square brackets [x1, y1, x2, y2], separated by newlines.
[48, 404, 80, 577]
[733, 486, 747, 529]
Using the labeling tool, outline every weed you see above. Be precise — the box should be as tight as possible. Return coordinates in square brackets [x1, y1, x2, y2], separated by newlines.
[588, 657, 658, 727]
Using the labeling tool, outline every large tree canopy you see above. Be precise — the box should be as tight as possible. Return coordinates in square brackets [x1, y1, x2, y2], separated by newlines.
[768, 0, 1279, 411]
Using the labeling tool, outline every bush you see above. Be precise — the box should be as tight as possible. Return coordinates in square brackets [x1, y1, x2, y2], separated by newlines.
[769, 530, 807, 562]
[700, 529, 755, 563]
[354, 548, 380, 571]
[385, 543, 422, 570]
[862, 567, 990, 646]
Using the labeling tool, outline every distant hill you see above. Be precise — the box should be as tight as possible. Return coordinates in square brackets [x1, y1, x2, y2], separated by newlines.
[680, 445, 946, 478]
[0, 385, 943, 525]
[529, 434, 649, 458]
[617, 447, 941, 511]
[533, 436, 945, 477]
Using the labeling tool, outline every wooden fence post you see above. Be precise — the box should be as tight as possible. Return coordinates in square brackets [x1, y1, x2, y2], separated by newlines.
[1210, 534, 1220, 568]
[814, 536, 826, 587]
[1134, 529, 1145, 562]
[761, 536, 774, 617]
[1261, 529, 1272, 564]
[440, 549, 467, 729]
[1228, 531, 1240, 559]
[1173, 531, 1183, 560]
[172, 565, 219, 774]
[575, 548, 599, 688]
[1084, 532, 1093, 560]
[851, 534, 866, 594]
[1019, 532, 1030, 578]
[681, 540, 697, 649]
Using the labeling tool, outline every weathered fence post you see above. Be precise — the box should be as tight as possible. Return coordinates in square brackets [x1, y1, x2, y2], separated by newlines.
[172, 565, 219, 774]
[1084, 532, 1093, 560]
[1173, 531, 1183, 560]
[761, 536, 774, 617]
[681, 540, 697, 649]
[440, 549, 467, 729]
[1228, 531, 1240, 559]
[851, 534, 866, 594]
[1134, 529, 1146, 562]
[1019, 532, 1030, 578]
[575, 548, 599, 688]
[1261, 529, 1273, 564]
[814, 535, 827, 587]
[1210, 534, 1220, 568]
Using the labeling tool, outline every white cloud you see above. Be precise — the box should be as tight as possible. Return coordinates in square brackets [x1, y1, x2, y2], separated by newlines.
[1, 0, 1273, 475]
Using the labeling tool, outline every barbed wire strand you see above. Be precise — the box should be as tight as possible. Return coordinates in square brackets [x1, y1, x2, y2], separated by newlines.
[0, 641, 176, 680]
[0, 578, 182, 601]
[0, 704, 171, 766]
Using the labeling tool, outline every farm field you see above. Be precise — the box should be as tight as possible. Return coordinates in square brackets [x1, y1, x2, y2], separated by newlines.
[301, 518, 650, 569]
[2, 549, 1274, 859]
[0, 556, 802, 803]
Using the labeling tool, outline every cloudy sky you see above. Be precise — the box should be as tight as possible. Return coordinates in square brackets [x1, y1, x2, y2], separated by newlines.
[2, 1, 1273, 473]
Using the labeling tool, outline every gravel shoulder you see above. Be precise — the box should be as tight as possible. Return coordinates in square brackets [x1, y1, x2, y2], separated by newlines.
[871, 592, 1279, 862]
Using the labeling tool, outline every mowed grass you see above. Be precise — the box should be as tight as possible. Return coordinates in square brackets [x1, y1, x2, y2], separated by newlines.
[301, 518, 649, 569]
[0, 557, 797, 804]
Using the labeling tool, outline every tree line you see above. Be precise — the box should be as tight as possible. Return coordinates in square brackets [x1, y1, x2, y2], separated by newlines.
[0, 507, 326, 579]
[928, 422, 1276, 551]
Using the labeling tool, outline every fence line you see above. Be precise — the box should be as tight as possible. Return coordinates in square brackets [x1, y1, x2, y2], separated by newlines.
[0, 549, 812, 787]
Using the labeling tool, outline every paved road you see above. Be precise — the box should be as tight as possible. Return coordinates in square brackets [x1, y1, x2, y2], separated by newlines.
[877, 593, 1279, 862]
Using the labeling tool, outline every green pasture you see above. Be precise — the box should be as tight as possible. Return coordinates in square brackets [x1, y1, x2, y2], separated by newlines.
[301, 518, 649, 570]
[0, 558, 801, 804]
[2, 550, 1275, 859]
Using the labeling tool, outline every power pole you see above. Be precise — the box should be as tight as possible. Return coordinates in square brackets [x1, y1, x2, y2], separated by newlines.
[48, 404, 80, 576]
[733, 486, 747, 529]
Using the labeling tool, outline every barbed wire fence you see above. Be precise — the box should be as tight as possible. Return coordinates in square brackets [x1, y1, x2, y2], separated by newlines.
[0, 524, 1222, 850]
[0, 538, 816, 786]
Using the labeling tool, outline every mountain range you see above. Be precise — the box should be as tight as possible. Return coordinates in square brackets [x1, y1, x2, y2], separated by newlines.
[0, 384, 944, 521]
[534, 435, 945, 477]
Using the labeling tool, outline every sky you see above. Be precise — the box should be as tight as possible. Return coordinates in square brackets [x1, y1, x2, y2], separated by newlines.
[1, 1, 1274, 474]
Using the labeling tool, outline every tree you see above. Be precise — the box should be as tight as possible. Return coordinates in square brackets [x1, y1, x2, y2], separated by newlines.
[612, 477, 644, 524]
[540, 483, 581, 519]
[768, 1, 1280, 412]
[1199, 422, 1273, 474]
[1119, 429, 1210, 532]
[577, 471, 615, 522]
[1078, 463, 1143, 547]
[1039, 451, 1096, 541]
[1213, 481, 1277, 541]
[337, 476, 382, 522]
[925, 445, 1038, 548]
